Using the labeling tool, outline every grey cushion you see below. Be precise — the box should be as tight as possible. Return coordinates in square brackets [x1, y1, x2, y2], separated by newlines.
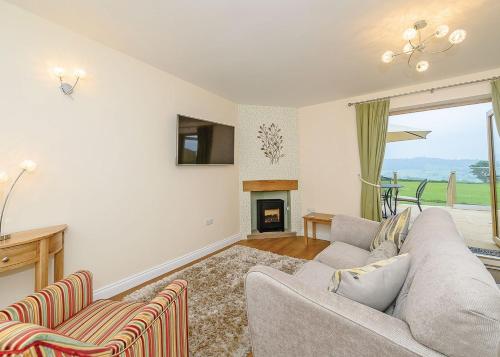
[395, 208, 500, 357]
[330, 215, 379, 250]
[365, 240, 397, 265]
[315, 241, 370, 269]
[295, 261, 335, 291]
[329, 254, 411, 311]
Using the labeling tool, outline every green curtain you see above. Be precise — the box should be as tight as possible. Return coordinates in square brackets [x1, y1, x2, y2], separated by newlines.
[356, 100, 390, 221]
[492, 79, 500, 135]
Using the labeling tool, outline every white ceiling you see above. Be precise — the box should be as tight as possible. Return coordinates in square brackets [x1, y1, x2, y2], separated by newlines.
[6, 0, 500, 106]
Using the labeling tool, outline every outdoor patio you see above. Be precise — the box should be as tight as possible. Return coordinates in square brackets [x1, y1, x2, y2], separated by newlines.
[400, 203, 499, 251]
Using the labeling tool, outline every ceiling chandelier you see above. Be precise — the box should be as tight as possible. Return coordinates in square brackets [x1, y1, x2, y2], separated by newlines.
[381, 20, 466, 72]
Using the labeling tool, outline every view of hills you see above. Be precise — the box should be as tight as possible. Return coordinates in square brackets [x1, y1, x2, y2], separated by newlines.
[381, 157, 488, 182]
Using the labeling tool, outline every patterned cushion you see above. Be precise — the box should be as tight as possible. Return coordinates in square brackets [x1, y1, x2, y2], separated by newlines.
[0, 320, 111, 356]
[370, 208, 411, 251]
[329, 254, 411, 311]
[0, 270, 93, 329]
[365, 240, 397, 265]
[55, 300, 145, 345]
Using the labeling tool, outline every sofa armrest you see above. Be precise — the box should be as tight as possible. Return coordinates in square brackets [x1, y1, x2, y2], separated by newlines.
[0, 320, 110, 356]
[0, 270, 93, 329]
[331, 214, 379, 250]
[245, 266, 442, 357]
[106, 279, 188, 356]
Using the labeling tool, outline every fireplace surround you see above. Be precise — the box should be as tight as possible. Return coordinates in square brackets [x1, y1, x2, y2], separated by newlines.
[257, 199, 285, 232]
[241, 179, 300, 238]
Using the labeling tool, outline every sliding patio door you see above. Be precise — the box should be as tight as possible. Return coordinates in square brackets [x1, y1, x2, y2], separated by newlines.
[487, 110, 500, 247]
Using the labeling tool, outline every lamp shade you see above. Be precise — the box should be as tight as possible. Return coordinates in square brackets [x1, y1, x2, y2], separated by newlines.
[20, 160, 37, 172]
[0, 172, 8, 183]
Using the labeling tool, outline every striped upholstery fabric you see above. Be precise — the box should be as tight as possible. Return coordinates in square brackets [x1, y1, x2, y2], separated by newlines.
[55, 300, 145, 345]
[0, 273, 188, 357]
[0, 320, 111, 356]
[0, 271, 93, 329]
[106, 280, 188, 357]
[370, 208, 411, 251]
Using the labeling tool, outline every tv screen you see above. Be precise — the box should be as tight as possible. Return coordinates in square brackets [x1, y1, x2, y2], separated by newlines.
[177, 115, 235, 165]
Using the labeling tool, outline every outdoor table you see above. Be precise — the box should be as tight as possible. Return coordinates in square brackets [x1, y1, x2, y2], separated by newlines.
[381, 183, 403, 218]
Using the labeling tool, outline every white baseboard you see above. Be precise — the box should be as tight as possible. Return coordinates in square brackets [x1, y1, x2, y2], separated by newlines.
[93, 232, 242, 300]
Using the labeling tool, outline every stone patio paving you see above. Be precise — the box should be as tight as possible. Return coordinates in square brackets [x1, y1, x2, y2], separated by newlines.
[399, 204, 499, 251]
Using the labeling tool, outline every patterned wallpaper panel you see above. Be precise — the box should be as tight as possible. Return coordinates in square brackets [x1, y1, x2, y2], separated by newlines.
[238, 105, 301, 236]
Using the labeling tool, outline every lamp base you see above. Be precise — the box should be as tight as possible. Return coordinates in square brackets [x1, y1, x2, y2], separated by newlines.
[0, 234, 11, 241]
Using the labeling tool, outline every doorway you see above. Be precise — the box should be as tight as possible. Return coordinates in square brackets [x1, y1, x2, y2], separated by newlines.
[382, 101, 499, 252]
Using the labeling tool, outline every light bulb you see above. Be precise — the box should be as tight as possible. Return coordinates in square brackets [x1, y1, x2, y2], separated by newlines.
[402, 43, 413, 54]
[435, 25, 449, 38]
[448, 29, 466, 44]
[381, 51, 395, 63]
[403, 28, 417, 41]
[0, 172, 8, 183]
[416, 61, 429, 72]
[20, 160, 37, 172]
[53, 67, 65, 77]
[74, 69, 86, 78]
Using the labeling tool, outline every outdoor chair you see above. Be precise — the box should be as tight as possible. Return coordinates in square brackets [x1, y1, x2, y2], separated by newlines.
[397, 179, 428, 211]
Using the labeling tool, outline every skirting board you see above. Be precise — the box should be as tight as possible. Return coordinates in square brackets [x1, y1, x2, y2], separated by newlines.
[94, 232, 242, 300]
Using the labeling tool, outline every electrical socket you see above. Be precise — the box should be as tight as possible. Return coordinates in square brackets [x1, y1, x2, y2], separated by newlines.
[205, 218, 214, 226]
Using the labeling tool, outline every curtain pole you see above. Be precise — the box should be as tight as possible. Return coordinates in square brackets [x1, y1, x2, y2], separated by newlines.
[347, 75, 500, 107]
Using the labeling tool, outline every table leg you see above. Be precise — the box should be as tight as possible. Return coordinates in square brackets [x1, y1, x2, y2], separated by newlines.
[303, 218, 308, 245]
[312, 222, 317, 239]
[54, 248, 64, 282]
[35, 238, 49, 291]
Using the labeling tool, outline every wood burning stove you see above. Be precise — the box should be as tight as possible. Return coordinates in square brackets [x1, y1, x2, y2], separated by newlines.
[257, 199, 285, 232]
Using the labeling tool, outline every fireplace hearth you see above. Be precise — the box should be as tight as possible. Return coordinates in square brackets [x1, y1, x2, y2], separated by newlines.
[257, 199, 285, 232]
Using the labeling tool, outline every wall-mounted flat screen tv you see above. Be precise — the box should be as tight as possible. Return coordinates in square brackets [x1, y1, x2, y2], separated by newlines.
[177, 115, 235, 165]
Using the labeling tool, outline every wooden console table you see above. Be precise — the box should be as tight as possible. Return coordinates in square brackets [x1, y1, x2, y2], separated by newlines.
[303, 213, 333, 244]
[0, 225, 67, 291]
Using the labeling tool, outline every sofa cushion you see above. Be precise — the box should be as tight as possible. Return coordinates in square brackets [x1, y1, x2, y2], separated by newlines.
[55, 300, 145, 345]
[365, 240, 397, 265]
[370, 208, 411, 251]
[295, 261, 336, 291]
[329, 254, 410, 311]
[394, 208, 500, 357]
[314, 241, 370, 269]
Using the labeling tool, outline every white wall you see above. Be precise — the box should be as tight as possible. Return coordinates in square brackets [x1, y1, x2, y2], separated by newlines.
[0, 2, 239, 306]
[238, 105, 301, 236]
[298, 67, 500, 239]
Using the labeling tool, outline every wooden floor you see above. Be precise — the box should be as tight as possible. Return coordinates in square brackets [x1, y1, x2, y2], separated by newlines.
[112, 236, 329, 300]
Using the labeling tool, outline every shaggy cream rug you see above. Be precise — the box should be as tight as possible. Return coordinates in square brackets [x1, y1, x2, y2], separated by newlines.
[123, 245, 305, 357]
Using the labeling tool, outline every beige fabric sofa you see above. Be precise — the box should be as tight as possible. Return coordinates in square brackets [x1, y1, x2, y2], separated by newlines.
[245, 208, 500, 357]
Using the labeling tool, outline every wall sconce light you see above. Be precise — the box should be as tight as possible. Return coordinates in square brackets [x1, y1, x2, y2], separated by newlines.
[53, 67, 86, 95]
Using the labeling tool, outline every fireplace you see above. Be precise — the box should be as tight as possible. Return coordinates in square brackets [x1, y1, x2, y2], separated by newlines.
[257, 199, 285, 233]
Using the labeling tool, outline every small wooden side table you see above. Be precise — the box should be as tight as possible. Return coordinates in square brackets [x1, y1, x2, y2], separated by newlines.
[303, 213, 334, 244]
[0, 225, 67, 291]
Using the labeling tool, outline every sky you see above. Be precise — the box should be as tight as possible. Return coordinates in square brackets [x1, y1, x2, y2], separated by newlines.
[384, 102, 494, 160]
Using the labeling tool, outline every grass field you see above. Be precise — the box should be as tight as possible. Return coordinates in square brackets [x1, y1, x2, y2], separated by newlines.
[391, 179, 491, 206]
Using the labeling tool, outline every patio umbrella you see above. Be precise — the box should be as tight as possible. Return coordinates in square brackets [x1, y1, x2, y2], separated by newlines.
[386, 123, 431, 143]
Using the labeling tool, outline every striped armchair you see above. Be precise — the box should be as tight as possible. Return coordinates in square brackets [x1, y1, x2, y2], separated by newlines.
[0, 271, 188, 356]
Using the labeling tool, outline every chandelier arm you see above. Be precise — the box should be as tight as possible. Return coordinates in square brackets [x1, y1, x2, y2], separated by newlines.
[407, 50, 415, 67]
[425, 43, 455, 55]
[421, 32, 437, 44]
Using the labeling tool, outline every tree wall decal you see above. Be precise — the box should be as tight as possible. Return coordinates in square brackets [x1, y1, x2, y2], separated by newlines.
[257, 123, 284, 164]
